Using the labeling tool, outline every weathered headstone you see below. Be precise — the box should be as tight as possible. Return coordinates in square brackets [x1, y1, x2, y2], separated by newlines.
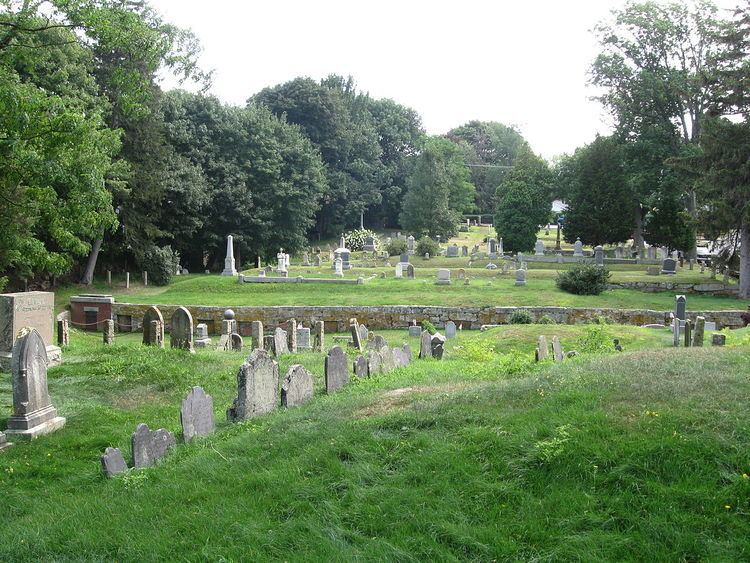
[407, 235, 415, 255]
[573, 238, 583, 257]
[399, 343, 412, 365]
[683, 319, 693, 347]
[675, 295, 687, 321]
[273, 328, 289, 356]
[148, 320, 163, 347]
[285, 319, 298, 353]
[100, 447, 127, 477]
[461, 246, 469, 257]
[263, 334, 275, 352]
[334, 257, 344, 277]
[711, 333, 726, 346]
[180, 386, 215, 442]
[536, 335, 549, 361]
[430, 333, 446, 359]
[0, 431, 10, 451]
[221, 234, 238, 276]
[408, 321, 421, 338]
[325, 346, 348, 393]
[368, 334, 386, 351]
[594, 246, 604, 266]
[406, 264, 415, 279]
[692, 316, 705, 347]
[380, 345, 396, 372]
[103, 319, 114, 346]
[231, 333, 243, 351]
[297, 327, 312, 351]
[367, 350, 382, 375]
[672, 316, 681, 347]
[170, 306, 194, 352]
[436, 269, 451, 285]
[1, 291, 60, 371]
[552, 336, 564, 362]
[350, 319, 363, 351]
[142, 306, 164, 347]
[281, 364, 314, 407]
[313, 321, 325, 352]
[131, 423, 176, 468]
[251, 320, 264, 350]
[445, 321, 457, 339]
[227, 349, 279, 420]
[534, 239, 545, 256]
[419, 330, 432, 359]
[446, 244, 459, 257]
[358, 324, 369, 343]
[456, 269, 466, 280]
[354, 355, 369, 378]
[515, 269, 526, 286]
[5, 328, 66, 439]
[57, 319, 69, 348]
[195, 323, 212, 348]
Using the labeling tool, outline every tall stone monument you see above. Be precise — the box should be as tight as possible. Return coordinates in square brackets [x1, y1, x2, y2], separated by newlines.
[221, 234, 238, 276]
[1, 291, 61, 371]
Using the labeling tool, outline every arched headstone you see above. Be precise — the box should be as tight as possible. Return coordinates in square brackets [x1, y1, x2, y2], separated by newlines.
[170, 307, 194, 352]
[142, 306, 164, 347]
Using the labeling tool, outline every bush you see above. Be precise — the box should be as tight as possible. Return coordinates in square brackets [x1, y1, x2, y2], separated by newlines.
[538, 314, 556, 325]
[421, 320, 437, 335]
[576, 324, 612, 353]
[416, 236, 440, 257]
[343, 229, 378, 251]
[556, 263, 611, 295]
[140, 245, 180, 286]
[509, 309, 533, 324]
[386, 238, 407, 256]
[0, 276, 7, 293]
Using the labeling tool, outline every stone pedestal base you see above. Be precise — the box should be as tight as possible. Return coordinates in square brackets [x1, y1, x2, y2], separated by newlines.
[0, 344, 61, 372]
[221, 268, 238, 276]
[436, 280, 451, 286]
[5, 417, 66, 440]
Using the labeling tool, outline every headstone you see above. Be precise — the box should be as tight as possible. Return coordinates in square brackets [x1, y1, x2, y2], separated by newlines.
[273, 328, 289, 356]
[406, 264, 415, 279]
[350, 319, 363, 351]
[647, 246, 657, 260]
[379, 345, 395, 372]
[367, 334, 386, 352]
[515, 269, 526, 286]
[227, 349, 279, 420]
[395, 263, 403, 278]
[594, 246, 604, 266]
[358, 324, 369, 343]
[447, 244, 459, 257]
[711, 333, 726, 346]
[142, 306, 164, 347]
[57, 319, 69, 347]
[614, 246, 624, 259]
[100, 447, 127, 477]
[487, 238, 498, 258]
[231, 333, 243, 351]
[281, 364, 314, 407]
[285, 319, 297, 353]
[400, 343, 412, 365]
[5, 329, 66, 439]
[419, 330, 432, 359]
[251, 321, 264, 350]
[334, 258, 344, 277]
[313, 321, 325, 352]
[297, 327, 312, 351]
[436, 269, 451, 285]
[445, 321, 457, 339]
[0, 291, 60, 371]
[672, 316, 681, 347]
[195, 323, 212, 348]
[221, 235, 238, 276]
[675, 295, 687, 321]
[573, 238, 583, 257]
[552, 336, 564, 362]
[354, 355, 369, 378]
[363, 236, 376, 252]
[302, 251, 311, 266]
[170, 306, 194, 352]
[462, 246, 468, 257]
[536, 335, 549, 361]
[646, 266, 660, 276]
[263, 334, 274, 351]
[430, 333, 446, 359]
[683, 319, 692, 347]
[705, 321, 717, 331]
[692, 316, 705, 347]
[131, 423, 176, 468]
[408, 321, 421, 338]
[661, 258, 677, 275]
[276, 249, 288, 275]
[103, 319, 114, 346]
[314, 254, 321, 267]
[325, 346, 348, 393]
[180, 386, 214, 442]
[407, 235, 415, 255]
[399, 252, 410, 265]
[424, 253, 430, 260]
[534, 239, 545, 256]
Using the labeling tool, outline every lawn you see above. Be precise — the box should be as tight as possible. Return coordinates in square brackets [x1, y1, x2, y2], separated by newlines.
[1, 325, 750, 560]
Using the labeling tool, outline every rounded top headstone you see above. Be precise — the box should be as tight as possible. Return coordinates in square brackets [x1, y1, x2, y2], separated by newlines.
[223, 309, 235, 320]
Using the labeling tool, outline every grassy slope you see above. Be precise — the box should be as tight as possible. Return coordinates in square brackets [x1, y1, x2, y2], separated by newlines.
[2, 326, 750, 560]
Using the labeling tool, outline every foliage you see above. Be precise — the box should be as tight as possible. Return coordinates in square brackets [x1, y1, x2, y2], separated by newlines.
[421, 320, 437, 335]
[385, 238, 407, 257]
[534, 425, 571, 463]
[538, 314, 557, 325]
[556, 263, 611, 295]
[509, 309, 533, 324]
[575, 324, 613, 353]
[400, 136, 475, 239]
[415, 236, 440, 257]
[494, 148, 552, 253]
[643, 189, 696, 252]
[140, 245, 180, 286]
[343, 229, 378, 251]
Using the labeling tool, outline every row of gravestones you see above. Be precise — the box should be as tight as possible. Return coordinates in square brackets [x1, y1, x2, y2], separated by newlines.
[535, 335, 577, 362]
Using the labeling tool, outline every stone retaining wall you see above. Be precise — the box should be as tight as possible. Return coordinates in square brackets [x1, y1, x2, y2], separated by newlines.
[109, 302, 747, 334]
[606, 281, 737, 295]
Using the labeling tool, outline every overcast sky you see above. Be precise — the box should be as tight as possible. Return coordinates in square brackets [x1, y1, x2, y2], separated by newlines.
[151, 0, 740, 161]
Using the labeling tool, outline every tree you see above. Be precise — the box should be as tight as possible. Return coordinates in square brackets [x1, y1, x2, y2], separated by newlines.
[400, 137, 475, 239]
[494, 148, 552, 253]
[560, 136, 634, 246]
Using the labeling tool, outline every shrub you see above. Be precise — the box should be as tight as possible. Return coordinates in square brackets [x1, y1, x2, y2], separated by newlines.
[343, 228, 378, 251]
[386, 238, 407, 256]
[509, 309, 533, 324]
[576, 324, 612, 353]
[415, 236, 440, 257]
[538, 314, 556, 325]
[556, 263, 611, 295]
[140, 245, 180, 286]
[421, 320, 437, 335]
[0, 276, 7, 293]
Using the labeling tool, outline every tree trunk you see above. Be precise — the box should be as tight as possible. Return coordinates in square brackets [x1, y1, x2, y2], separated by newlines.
[80, 238, 103, 285]
[740, 222, 750, 299]
[633, 204, 645, 254]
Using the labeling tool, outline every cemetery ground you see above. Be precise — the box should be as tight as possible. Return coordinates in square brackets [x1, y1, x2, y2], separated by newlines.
[2, 325, 750, 559]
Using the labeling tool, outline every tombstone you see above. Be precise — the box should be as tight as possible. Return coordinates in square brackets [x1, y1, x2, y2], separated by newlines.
[395, 263, 403, 279]
[536, 335, 549, 361]
[125, 272, 130, 288]
[406, 264, 415, 279]
[195, 323, 212, 348]
[297, 327, 312, 351]
[647, 246, 656, 260]
[705, 321, 717, 331]
[334, 237, 352, 270]
[100, 447, 128, 477]
[424, 253, 430, 260]
[534, 239, 545, 256]
[419, 330, 432, 359]
[379, 345, 395, 372]
[515, 269, 526, 286]
[325, 346, 348, 393]
[358, 324, 369, 343]
[302, 252, 311, 267]
[461, 245, 468, 257]
[276, 249, 288, 275]
[350, 319, 363, 351]
[263, 334, 275, 352]
[334, 258, 344, 277]
[646, 266, 660, 276]
[0, 431, 9, 451]
[573, 238, 584, 257]
[131, 423, 176, 468]
[231, 333, 243, 352]
[170, 306, 194, 352]
[683, 319, 693, 347]
[313, 321, 325, 352]
[407, 235, 415, 255]
[182, 268, 189, 275]
[487, 238, 498, 258]
[614, 246, 624, 259]
[142, 306, 164, 347]
[354, 355, 369, 378]
[273, 328, 289, 356]
[672, 316, 681, 347]
[0, 291, 60, 371]
[57, 319, 69, 348]
[227, 349, 279, 420]
[180, 386, 215, 442]
[675, 295, 687, 321]
[446, 244, 459, 257]
[5, 328, 66, 439]
[430, 333, 446, 359]
[103, 319, 114, 346]
[313, 254, 321, 267]
[711, 333, 726, 346]
[445, 321, 457, 339]
[221, 234, 238, 276]
[284, 319, 298, 353]
[363, 236, 376, 252]
[692, 316, 705, 347]
[399, 252, 410, 266]
[251, 321, 264, 350]
[594, 246, 604, 266]
[661, 258, 677, 275]
[408, 321, 421, 338]
[498, 238, 504, 255]
[400, 343, 412, 365]
[281, 364, 314, 407]
[552, 336, 564, 362]
[436, 269, 451, 285]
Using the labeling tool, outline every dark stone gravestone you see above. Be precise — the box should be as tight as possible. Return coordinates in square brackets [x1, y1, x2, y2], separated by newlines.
[170, 306, 194, 352]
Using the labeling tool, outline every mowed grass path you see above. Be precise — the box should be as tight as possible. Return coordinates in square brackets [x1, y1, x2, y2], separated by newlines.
[1, 326, 750, 560]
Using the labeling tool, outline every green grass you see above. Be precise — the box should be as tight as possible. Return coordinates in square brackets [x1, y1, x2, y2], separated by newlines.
[2, 325, 750, 560]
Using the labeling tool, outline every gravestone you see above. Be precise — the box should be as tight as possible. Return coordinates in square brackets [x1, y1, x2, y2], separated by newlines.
[313, 321, 325, 352]
[281, 364, 314, 407]
[325, 346, 348, 393]
[354, 355, 369, 378]
[692, 316, 705, 347]
[614, 246, 624, 259]
[170, 306, 194, 352]
[367, 350, 382, 375]
[646, 266, 660, 276]
[103, 319, 114, 346]
[5, 328, 66, 439]
[594, 246, 604, 266]
[358, 324, 369, 343]
[0, 431, 10, 451]
[712, 333, 726, 346]
[534, 239, 545, 256]
[573, 238, 583, 257]
[647, 246, 656, 260]
[334, 258, 344, 277]
[661, 258, 677, 275]
[408, 321, 421, 338]
[380, 345, 395, 372]
[672, 316, 681, 347]
[552, 336, 564, 362]
[227, 349, 279, 420]
[363, 236, 376, 252]
[446, 244, 459, 257]
[515, 269, 526, 286]
[314, 254, 321, 267]
[302, 251, 311, 266]
[400, 344, 412, 365]
[424, 253, 430, 260]
[462, 246, 468, 257]
[131, 423, 176, 468]
[231, 333, 243, 352]
[536, 335, 549, 361]
[395, 263, 403, 278]
[0, 291, 60, 371]
[57, 319, 69, 348]
[406, 264, 415, 279]
[436, 269, 451, 285]
[487, 238, 498, 258]
[273, 328, 289, 356]
[100, 447, 127, 477]
[142, 306, 164, 347]
[445, 321, 457, 339]
[675, 295, 687, 321]
[251, 321, 264, 350]
[284, 319, 297, 353]
[297, 327, 312, 351]
[407, 235, 415, 255]
[367, 334, 387, 351]
[180, 386, 215, 442]
[221, 234, 238, 276]
[263, 334, 274, 351]
[350, 319, 363, 351]
[683, 319, 693, 347]
[195, 323, 212, 348]
[419, 330, 432, 359]
[430, 333, 446, 359]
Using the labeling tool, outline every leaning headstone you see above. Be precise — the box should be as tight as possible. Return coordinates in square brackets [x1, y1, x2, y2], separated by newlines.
[100, 447, 128, 477]
[313, 321, 325, 352]
[180, 386, 215, 442]
[552, 336, 564, 362]
[273, 328, 289, 356]
[536, 335, 549, 361]
[683, 319, 693, 347]
[0, 291, 60, 371]
[281, 364, 314, 407]
[350, 319, 363, 351]
[436, 269, 451, 285]
[227, 349, 279, 420]
[358, 324, 369, 343]
[142, 306, 164, 347]
[430, 333, 446, 359]
[251, 321, 264, 350]
[195, 323, 212, 348]
[131, 423, 176, 468]
[5, 329, 66, 439]
[419, 330, 432, 359]
[170, 306, 194, 352]
[354, 355, 369, 378]
[692, 316, 705, 347]
[711, 333, 726, 346]
[515, 269, 526, 286]
[325, 346, 348, 393]
[57, 319, 69, 348]
[675, 295, 687, 320]
[445, 321, 457, 339]
[103, 319, 114, 346]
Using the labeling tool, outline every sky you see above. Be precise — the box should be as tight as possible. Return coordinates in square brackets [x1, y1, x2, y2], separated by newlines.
[150, 0, 740, 161]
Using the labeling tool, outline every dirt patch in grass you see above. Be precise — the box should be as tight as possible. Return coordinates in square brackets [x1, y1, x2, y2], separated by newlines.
[356, 382, 472, 417]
